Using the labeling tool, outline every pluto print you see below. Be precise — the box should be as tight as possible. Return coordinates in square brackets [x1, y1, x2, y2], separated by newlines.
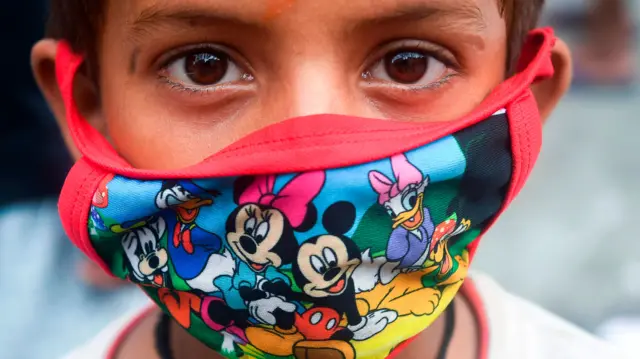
[87, 112, 512, 359]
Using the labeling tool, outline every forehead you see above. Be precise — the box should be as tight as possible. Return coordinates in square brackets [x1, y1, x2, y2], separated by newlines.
[107, 0, 501, 31]
[263, 0, 297, 20]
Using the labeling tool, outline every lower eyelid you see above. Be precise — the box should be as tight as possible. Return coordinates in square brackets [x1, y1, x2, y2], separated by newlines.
[157, 74, 224, 96]
[155, 76, 259, 113]
[363, 71, 458, 91]
[409, 73, 458, 90]
[157, 72, 255, 94]
[158, 74, 203, 93]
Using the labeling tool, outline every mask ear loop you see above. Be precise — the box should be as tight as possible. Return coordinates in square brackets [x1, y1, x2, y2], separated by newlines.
[465, 28, 556, 262]
[56, 42, 125, 276]
[55, 42, 132, 169]
[54, 28, 556, 182]
[480, 27, 556, 112]
[54, 28, 557, 291]
[517, 28, 556, 83]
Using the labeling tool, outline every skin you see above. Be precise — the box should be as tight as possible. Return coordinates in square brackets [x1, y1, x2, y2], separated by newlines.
[263, 0, 298, 21]
[32, 0, 572, 358]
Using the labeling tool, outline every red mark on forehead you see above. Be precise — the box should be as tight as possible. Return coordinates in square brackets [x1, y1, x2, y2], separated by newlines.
[264, 0, 297, 21]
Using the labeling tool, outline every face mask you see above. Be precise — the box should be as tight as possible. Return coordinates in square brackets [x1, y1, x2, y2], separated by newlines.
[56, 28, 555, 359]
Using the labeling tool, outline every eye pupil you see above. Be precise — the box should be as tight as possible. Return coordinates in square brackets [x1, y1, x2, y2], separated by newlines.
[384, 51, 427, 84]
[185, 52, 228, 85]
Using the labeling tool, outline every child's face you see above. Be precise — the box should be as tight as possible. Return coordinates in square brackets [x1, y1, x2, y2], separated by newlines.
[35, 1, 573, 171]
[83, 0, 509, 169]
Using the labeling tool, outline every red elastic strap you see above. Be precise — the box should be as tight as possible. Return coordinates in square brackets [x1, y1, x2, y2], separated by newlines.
[466, 89, 542, 260]
[55, 44, 130, 169]
[464, 28, 552, 260]
[55, 28, 556, 180]
[57, 28, 554, 276]
[58, 157, 114, 275]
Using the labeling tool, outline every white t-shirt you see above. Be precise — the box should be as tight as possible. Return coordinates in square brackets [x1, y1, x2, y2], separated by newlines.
[470, 274, 631, 359]
[63, 273, 630, 359]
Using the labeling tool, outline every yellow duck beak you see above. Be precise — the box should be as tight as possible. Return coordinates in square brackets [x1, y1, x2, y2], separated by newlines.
[392, 193, 425, 230]
[181, 198, 213, 210]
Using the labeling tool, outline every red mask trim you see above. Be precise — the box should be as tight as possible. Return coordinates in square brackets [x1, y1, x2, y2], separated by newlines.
[55, 29, 554, 179]
[56, 28, 555, 275]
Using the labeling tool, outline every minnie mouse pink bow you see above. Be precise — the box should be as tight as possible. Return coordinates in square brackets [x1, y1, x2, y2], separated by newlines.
[238, 171, 325, 228]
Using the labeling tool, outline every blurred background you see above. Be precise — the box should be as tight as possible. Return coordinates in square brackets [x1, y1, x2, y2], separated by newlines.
[1, 0, 639, 358]
[475, 0, 640, 353]
[0, 2, 149, 359]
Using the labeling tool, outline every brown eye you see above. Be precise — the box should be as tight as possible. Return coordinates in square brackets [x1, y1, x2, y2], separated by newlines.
[384, 51, 428, 84]
[162, 46, 253, 89]
[366, 45, 449, 88]
[184, 51, 229, 85]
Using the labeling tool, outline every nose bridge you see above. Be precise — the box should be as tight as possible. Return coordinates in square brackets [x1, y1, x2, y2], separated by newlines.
[286, 54, 354, 118]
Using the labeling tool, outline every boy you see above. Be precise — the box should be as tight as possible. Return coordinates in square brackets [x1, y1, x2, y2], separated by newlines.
[30, 0, 627, 358]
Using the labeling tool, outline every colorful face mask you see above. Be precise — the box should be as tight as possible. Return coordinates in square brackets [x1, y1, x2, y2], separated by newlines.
[56, 29, 555, 359]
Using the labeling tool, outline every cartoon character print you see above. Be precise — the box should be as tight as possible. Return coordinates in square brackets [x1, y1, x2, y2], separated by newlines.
[121, 217, 169, 288]
[90, 208, 106, 233]
[155, 180, 227, 289]
[156, 180, 222, 254]
[118, 216, 204, 331]
[369, 154, 435, 269]
[246, 202, 397, 359]
[158, 287, 203, 330]
[428, 214, 471, 280]
[90, 174, 116, 231]
[200, 172, 325, 346]
[351, 220, 470, 323]
[352, 154, 472, 320]
[292, 307, 357, 359]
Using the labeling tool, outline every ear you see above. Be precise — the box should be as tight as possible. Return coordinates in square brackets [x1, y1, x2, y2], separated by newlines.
[322, 201, 356, 236]
[530, 37, 573, 123]
[295, 203, 318, 232]
[31, 39, 104, 161]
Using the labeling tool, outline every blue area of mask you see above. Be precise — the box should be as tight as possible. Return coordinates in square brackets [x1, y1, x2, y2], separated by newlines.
[106, 176, 163, 220]
[97, 134, 465, 241]
[266, 135, 465, 240]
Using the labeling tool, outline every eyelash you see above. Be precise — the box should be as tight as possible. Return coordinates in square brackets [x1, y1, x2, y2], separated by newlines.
[156, 43, 254, 94]
[362, 40, 461, 91]
[380, 42, 458, 69]
[155, 40, 461, 95]
[158, 75, 209, 94]
[371, 73, 458, 93]
[157, 75, 249, 96]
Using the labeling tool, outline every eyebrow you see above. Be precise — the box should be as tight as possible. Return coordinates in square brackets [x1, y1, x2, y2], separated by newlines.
[128, 4, 266, 72]
[356, 2, 487, 33]
[132, 1, 486, 33]
[127, 1, 487, 72]
[131, 5, 264, 36]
